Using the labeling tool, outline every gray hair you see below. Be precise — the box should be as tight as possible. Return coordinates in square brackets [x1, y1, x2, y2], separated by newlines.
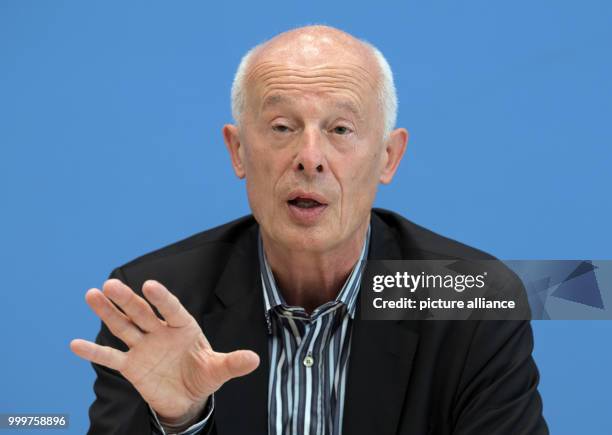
[230, 34, 398, 142]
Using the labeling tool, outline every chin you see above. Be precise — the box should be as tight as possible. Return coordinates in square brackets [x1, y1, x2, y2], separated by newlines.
[277, 225, 337, 253]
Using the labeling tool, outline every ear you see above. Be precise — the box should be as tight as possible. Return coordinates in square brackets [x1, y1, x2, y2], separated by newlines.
[379, 128, 408, 184]
[222, 124, 246, 179]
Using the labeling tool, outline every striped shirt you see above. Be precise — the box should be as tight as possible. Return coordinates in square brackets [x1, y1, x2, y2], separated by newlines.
[259, 225, 370, 435]
[150, 225, 370, 435]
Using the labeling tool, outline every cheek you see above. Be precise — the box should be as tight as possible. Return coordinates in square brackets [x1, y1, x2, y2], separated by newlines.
[243, 145, 286, 211]
[346, 150, 382, 189]
[244, 143, 273, 184]
[336, 152, 381, 211]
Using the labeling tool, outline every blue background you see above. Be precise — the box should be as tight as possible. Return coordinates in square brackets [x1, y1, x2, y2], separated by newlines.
[1, 1, 611, 433]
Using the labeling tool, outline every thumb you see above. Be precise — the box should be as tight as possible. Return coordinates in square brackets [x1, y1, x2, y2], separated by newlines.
[218, 350, 260, 380]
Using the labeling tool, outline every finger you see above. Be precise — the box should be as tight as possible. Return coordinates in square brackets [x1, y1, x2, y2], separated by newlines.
[103, 279, 161, 333]
[142, 280, 193, 328]
[85, 288, 144, 347]
[70, 338, 127, 371]
[214, 350, 260, 382]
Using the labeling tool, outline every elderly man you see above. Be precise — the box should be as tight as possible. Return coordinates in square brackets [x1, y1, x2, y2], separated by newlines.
[71, 25, 548, 435]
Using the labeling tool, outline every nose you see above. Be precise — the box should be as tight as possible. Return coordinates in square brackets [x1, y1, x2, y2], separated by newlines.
[293, 127, 325, 176]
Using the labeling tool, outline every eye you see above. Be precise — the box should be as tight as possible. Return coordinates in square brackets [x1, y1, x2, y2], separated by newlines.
[332, 125, 351, 135]
[272, 124, 291, 133]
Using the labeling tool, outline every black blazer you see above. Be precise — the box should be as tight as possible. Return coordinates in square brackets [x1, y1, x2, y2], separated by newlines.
[88, 208, 548, 435]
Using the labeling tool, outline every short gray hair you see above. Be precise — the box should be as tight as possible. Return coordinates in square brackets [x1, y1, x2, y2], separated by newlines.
[230, 35, 398, 141]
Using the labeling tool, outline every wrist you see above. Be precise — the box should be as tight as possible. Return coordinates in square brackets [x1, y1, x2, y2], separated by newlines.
[157, 397, 209, 431]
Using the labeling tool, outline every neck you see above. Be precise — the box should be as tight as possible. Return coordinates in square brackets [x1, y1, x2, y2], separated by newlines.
[261, 220, 369, 314]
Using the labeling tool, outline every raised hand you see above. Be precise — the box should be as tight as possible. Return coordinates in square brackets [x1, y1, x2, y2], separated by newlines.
[70, 279, 260, 423]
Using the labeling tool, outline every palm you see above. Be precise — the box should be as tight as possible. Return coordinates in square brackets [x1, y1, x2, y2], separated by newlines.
[70, 279, 259, 421]
[123, 319, 211, 418]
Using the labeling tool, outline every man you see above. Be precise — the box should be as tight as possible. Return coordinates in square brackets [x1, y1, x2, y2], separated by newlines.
[71, 25, 548, 435]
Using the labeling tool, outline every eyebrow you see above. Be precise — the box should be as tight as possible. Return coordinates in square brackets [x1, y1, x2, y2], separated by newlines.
[261, 94, 291, 111]
[334, 100, 363, 119]
[261, 94, 364, 120]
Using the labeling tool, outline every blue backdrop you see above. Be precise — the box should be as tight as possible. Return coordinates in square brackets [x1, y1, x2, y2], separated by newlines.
[1, 2, 611, 433]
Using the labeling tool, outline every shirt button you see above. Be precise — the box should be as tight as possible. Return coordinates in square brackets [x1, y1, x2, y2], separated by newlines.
[303, 353, 314, 368]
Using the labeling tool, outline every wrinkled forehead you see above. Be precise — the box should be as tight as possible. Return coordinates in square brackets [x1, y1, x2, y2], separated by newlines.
[244, 36, 381, 115]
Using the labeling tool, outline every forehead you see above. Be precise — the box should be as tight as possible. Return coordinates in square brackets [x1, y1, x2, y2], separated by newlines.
[261, 92, 364, 120]
[245, 58, 380, 116]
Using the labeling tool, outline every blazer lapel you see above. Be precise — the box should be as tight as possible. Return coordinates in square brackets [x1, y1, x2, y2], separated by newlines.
[342, 211, 420, 435]
[200, 224, 270, 435]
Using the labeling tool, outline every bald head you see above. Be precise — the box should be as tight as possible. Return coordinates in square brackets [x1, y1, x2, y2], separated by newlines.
[248, 25, 377, 70]
[231, 25, 397, 140]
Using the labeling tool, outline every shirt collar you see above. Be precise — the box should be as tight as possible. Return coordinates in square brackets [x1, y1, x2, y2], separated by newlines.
[258, 223, 371, 327]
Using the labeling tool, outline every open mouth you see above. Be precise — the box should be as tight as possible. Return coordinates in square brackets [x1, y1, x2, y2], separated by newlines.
[287, 197, 324, 209]
[286, 193, 328, 223]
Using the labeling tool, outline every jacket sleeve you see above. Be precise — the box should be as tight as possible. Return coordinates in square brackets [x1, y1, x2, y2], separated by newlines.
[149, 395, 215, 434]
[87, 268, 219, 435]
[451, 319, 549, 435]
